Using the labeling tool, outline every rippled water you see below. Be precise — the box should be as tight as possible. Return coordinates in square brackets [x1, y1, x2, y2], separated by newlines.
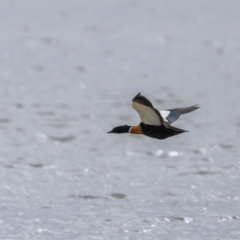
[0, 0, 240, 239]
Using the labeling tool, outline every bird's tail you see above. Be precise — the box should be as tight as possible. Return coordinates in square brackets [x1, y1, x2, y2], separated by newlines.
[168, 125, 188, 136]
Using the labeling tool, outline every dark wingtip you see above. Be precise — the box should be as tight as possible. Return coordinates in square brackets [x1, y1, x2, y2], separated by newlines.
[193, 104, 200, 109]
[132, 92, 141, 101]
[107, 131, 113, 133]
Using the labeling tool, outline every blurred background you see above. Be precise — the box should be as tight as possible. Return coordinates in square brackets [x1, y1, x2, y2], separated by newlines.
[0, 0, 240, 239]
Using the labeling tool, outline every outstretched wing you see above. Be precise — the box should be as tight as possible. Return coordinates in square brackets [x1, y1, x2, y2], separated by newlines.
[160, 104, 200, 124]
[132, 93, 169, 127]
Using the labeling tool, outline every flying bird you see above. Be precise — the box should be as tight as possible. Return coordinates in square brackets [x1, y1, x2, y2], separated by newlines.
[108, 92, 199, 140]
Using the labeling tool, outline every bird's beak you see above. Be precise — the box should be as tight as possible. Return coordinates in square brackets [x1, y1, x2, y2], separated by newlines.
[107, 130, 113, 133]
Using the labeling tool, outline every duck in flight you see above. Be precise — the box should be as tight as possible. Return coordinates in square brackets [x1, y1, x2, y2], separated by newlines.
[108, 92, 199, 140]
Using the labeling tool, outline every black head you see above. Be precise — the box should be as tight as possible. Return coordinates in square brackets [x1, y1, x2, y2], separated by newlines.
[107, 125, 131, 134]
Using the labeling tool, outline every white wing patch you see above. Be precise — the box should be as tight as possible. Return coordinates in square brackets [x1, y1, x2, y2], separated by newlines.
[132, 102, 161, 126]
[159, 110, 170, 122]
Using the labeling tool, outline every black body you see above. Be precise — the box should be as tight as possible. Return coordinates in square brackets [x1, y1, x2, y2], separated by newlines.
[140, 123, 187, 140]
